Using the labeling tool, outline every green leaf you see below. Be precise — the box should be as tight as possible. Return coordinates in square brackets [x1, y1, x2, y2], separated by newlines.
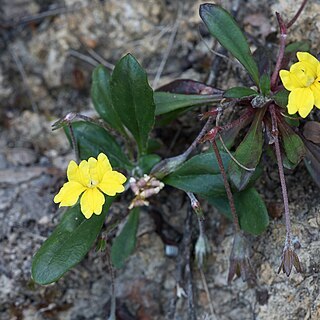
[32, 199, 113, 285]
[146, 138, 163, 153]
[111, 208, 140, 269]
[91, 65, 125, 134]
[206, 188, 269, 235]
[228, 109, 266, 191]
[111, 54, 155, 154]
[67, 121, 132, 170]
[273, 90, 289, 108]
[154, 92, 222, 115]
[164, 151, 230, 197]
[200, 4, 259, 84]
[278, 120, 306, 168]
[223, 87, 258, 99]
[285, 40, 311, 54]
[138, 154, 161, 175]
[259, 73, 270, 96]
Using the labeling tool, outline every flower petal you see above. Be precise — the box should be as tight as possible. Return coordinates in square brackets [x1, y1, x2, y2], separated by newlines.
[287, 88, 314, 118]
[290, 62, 314, 87]
[310, 79, 320, 109]
[54, 181, 86, 207]
[98, 171, 126, 196]
[317, 64, 320, 78]
[279, 70, 302, 90]
[88, 153, 112, 183]
[297, 52, 319, 76]
[80, 188, 105, 219]
[67, 160, 90, 186]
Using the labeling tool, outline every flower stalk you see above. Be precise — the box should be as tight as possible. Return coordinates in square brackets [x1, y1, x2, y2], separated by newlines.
[211, 139, 240, 232]
[270, 105, 302, 276]
[270, 105, 291, 242]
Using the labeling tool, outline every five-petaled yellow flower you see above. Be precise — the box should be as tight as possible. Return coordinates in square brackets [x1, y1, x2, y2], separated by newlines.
[279, 52, 320, 118]
[54, 153, 126, 219]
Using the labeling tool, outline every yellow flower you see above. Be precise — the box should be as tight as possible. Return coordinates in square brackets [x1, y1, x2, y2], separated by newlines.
[279, 52, 320, 118]
[54, 153, 126, 219]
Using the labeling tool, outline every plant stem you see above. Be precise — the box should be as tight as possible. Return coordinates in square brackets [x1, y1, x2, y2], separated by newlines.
[68, 123, 80, 163]
[270, 13, 287, 91]
[185, 116, 214, 157]
[219, 109, 253, 132]
[211, 140, 240, 232]
[286, 0, 308, 29]
[151, 116, 214, 178]
[269, 105, 291, 245]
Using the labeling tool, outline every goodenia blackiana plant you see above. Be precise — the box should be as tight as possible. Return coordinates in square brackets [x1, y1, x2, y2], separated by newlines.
[32, 1, 318, 300]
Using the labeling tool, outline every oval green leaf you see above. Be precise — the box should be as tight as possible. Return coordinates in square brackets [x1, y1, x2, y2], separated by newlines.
[273, 90, 289, 108]
[91, 65, 125, 134]
[228, 109, 266, 191]
[259, 73, 270, 96]
[155, 91, 222, 115]
[278, 120, 306, 168]
[206, 188, 269, 235]
[111, 208, 140, 269]
[223, 87, 258, 99]
[200, 4, 259, 85]
[32, 199, 113, 285]
[66, 121, 132, 170]
[163, 151, 230, 197]
[137, 154, 162, 175]
[111, 54, 155, 154]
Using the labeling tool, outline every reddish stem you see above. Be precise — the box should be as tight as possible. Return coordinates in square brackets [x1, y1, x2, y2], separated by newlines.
[212, 140, 240, 232]
[269, 105, 291, 245]
[270, 13, 287, 91]
[286, 0, 308, 29]
[220, 109, 253, 132]
[270, 0, 308, 90]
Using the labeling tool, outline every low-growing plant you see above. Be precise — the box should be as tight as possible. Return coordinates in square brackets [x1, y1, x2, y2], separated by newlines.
[32, 0, 319, 316]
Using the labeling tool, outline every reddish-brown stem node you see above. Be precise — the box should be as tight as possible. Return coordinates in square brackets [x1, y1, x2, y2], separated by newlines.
[211, 140, 240, 232]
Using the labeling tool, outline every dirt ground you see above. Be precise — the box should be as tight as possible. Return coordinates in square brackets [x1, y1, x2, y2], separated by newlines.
[1, 0, 320, 319]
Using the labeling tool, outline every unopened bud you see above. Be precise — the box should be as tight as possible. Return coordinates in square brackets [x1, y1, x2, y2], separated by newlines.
[129, 177, 139, 195]
[187, 192, 204, 219]
[140, 186, 162, 199]
[195, 234, 210, 267]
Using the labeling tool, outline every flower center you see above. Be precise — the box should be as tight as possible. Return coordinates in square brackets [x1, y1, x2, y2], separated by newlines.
[306, 75, 315, 87]
[299, 67, 316, 87]
[88, 179, 98, 188]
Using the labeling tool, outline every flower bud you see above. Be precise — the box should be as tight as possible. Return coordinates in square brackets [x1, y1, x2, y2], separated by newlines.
[195, 234, 210, 267]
